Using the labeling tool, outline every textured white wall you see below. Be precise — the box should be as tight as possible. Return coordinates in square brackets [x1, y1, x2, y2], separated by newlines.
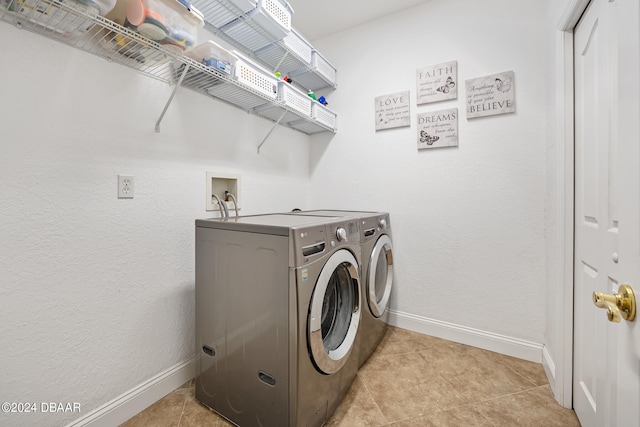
[0, 25, 310, 426]
[0, 0, 574, 423]
[309, 0, 551, 343]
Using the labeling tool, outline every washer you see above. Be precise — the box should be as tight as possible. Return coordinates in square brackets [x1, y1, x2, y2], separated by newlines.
[195, 213, 362, 427]
[289, 210, 394, 367]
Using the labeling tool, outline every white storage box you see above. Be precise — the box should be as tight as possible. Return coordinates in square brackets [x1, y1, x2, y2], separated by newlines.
[312, 102, 337, 130]
[125, 0, 203, 52]
[282, 29, 311, 64]
[312, 50, 336, 84]
[221, 0, 292, 51]
[187, 40, 236, 75]
[12, 0, 113, 35]
[254, 28, 311, 73]
[289, 49, 337, 90]
[229, 50, 277, 99]
[277, 81, 311, 117]
[189, 0, 255, 28]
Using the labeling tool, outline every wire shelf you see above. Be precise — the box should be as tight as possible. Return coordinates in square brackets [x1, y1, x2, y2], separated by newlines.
[195, 0, 337, 91]
[0, 0, 336, 136]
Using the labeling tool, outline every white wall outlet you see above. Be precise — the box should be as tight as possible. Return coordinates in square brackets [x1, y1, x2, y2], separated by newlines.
[206, 172, 240, 212]
[118, 175, 134, 199]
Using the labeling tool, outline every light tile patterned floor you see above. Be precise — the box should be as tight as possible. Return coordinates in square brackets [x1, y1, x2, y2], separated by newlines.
[121, 327, 581, 426]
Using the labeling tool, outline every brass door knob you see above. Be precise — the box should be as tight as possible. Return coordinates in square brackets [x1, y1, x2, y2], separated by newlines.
[593, 284, 636, 322]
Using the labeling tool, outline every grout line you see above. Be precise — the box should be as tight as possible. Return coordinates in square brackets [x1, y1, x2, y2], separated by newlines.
[175, 389, 189, 427]
[355, 373, 391, 426]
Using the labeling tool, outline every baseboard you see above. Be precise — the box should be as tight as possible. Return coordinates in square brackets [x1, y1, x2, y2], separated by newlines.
[388, 309, 543, 363]
[542, 345, 557, 390]
[66, 356, 198, 427]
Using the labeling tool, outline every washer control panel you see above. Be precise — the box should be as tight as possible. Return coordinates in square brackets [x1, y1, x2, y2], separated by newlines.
[293, 218, 360, 265]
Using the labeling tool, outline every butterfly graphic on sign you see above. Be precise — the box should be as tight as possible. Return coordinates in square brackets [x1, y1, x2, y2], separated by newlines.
[495, 77, 512, 93]
[419, 130, 439, 145]
[437, 76, 456, 94]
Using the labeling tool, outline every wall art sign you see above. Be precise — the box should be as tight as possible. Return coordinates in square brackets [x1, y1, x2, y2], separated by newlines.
[465, 70, 515, 119]
[417, 108, 458, 149]
[375, 90, 411, 130]
[416, 60, 457, 105]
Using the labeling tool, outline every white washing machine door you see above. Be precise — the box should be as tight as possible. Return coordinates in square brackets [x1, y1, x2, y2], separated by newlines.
[308, 249, 361, 375]
[367, 234, 393, 317]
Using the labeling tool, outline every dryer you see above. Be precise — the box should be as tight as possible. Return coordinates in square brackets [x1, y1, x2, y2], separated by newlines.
[289, 210, 394, 367]
[195, 213, 362, 427]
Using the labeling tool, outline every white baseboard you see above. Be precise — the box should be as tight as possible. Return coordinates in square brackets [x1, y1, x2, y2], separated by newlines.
[542, 345, 557, 390]
[388, 309, 544, 363]
[66, 356, 198, 427]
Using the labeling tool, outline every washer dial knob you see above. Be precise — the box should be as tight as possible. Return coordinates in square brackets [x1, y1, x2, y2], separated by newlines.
[379, 218, 387, 230]
[336, 227, 347, 242]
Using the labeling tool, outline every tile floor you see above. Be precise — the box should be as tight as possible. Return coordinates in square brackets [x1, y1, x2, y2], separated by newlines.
[120, 326, 581, 426]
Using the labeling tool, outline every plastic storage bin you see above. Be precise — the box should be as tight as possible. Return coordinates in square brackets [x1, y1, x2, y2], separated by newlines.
[289, 49, 337, 90]
[187, 40, 236, 75]
[312, 102, 337, 130]
[220, 0, 292, 51]
[254, 28, 312, 73]
[253, 80, 311, 123]
[230, 50, 277, 99]
[189, 0, 255, 28]
[277, 81, 311, 117]
[206, 50, 277, 109]
[125, 0, 203, 52]
[11, 0, 115, 35]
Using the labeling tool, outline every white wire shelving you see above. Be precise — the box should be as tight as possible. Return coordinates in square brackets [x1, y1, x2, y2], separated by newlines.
[0, 0, 336, 143]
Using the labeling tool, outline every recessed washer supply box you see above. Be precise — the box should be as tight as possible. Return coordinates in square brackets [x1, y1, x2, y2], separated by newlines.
[187, 40, 236, 75]
[124, 0, 204, 52]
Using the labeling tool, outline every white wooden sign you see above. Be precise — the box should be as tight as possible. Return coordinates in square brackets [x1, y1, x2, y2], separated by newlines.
[465, 70, 516, 119]
[375, 90, 411, 130]
[416, 60, 457, 105]
[417, 108, 458, 149]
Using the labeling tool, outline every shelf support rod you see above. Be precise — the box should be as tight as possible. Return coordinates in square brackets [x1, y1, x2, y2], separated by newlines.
[155, 63, 190, 133]
[257, 111, 287, 154]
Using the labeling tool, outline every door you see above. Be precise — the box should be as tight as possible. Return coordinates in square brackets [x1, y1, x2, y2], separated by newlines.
[367, 234, 394, 317]
[573, 0, 640, 426]
[308, 249, 361, 374]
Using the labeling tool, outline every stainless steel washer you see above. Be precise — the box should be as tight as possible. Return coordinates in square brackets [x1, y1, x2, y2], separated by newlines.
[288, 210, 394, 367]
[195, 213, 362, 426]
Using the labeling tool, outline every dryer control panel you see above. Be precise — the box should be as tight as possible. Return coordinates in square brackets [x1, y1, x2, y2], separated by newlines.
[293, 218, 360, 266]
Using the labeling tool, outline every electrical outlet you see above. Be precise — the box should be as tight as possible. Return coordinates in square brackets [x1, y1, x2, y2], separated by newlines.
[118, 175, 134, 199]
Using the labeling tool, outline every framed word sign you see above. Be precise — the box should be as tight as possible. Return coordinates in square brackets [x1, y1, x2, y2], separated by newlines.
[417, 108, 458, 149]
[416, 60, 457, 105]
[375, 90, 411, 130]
[465, 70, 516, 119]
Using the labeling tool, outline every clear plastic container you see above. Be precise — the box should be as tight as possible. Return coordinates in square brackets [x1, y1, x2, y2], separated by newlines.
[187, 40, 236, 75]
[125, 0, 204, 52]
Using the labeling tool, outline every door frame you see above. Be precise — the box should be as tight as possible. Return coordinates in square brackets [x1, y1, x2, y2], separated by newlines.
[554, 0, 591, 409]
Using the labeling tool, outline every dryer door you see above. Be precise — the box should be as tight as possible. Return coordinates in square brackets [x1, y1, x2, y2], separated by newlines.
[308, 249, 361, 375]
[367, 234, 394, 317]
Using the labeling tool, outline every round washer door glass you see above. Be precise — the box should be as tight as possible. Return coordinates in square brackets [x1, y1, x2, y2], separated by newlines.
[308, 249, 361, 375]
[368, 234, 393, 317]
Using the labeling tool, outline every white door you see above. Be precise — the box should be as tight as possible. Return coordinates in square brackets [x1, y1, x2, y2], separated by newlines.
[573, 0, 640, 426]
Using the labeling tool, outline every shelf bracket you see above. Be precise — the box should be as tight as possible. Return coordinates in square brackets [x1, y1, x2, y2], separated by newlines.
[257, 111, 287, 154]
[155, 63, 190, 133]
